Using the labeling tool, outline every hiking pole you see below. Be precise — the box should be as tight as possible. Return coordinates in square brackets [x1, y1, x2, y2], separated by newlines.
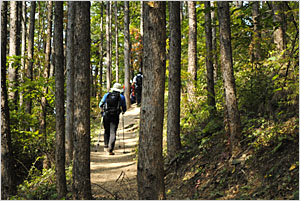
[95, 115, 103, 152]
[118, 129, 121, 148]
[122, 113, 126, 154]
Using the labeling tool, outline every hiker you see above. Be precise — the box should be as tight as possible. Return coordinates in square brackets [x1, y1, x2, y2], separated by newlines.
[130, 89, 136, 104]
[99, 83, 127, 155]
[132, 71, 143, 106]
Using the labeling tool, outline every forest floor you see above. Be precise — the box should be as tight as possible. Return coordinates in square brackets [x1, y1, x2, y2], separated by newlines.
[90, 104, 140, 200]
[164, 118, 299, 200]
[90, 104, 298, 200]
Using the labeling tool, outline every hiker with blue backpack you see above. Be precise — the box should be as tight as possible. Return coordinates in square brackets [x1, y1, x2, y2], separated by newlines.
[132, 71, 143, 106]
[99, 83, 127, 155]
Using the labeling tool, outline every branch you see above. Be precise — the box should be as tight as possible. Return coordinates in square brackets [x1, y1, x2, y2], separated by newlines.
[91, 182, 119, 199]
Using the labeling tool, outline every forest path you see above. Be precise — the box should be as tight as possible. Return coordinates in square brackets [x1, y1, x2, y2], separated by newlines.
[90, 105, 140, 200]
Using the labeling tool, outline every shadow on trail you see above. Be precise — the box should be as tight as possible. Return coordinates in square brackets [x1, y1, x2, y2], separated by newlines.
[90, 106, 140, 200]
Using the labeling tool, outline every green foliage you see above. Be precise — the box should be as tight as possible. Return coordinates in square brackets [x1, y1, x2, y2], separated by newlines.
[242, 116, 298, 151]
[9, 165, 73, 200]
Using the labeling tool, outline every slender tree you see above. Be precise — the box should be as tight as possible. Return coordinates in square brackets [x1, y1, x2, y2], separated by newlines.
[45, 1, 53, 76]
[109, 2, 112, 82]
[106, 1, 111, 91]
[211, 1, 219, 82]
[115, 1, 119, 83]
[204, 1, 216, 115]
[8, 1, 19, 105]
[124, 1, 131, 110]
[1, 2, 15, 199]
[66, 1, 75, 165]
[99, 2, 104, 99]
[251, 1, 262, 62]
[217, 1, 242, 157]
[54, 1, 67, 198]
[140, 1, 144, 70]
[20, 1, 27, 107]
[72, 2, 92, 199]
[40, 1, 53, 155]
[25, 1, 36, 114]
[187, 1, 197, 102]
[167, 1, 182, 159]
[137, 2, 166, 199]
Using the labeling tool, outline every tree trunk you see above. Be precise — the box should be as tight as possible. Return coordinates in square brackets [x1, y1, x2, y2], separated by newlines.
[115, 1, 119, 83]
[204, 1, 216, 115]
[272, 2, 286, 53]
[20, 1, 27, 107]
[124, 1, 131, 110]
[187, 1, 197, 101]
[140, 1, 143, 70]
[211, 1, 219, 82]
[8, 1, 19, 106]
[40, 1, 53, 161]
[66, 1, 75, 165]
[45, 1, 52, 74]
[137, 2, 166, 199]
[1, 2, 15, 198]
[72, 2, 92, 199]
[251, 1, 262, 62]
[99, 3, 104, 99]
[25, 1, 36, 115]
[54, 1, 67, 198]
[167, 1, 181, 159]
[106, 1, 111, 91]
[217, 1, 241, 158]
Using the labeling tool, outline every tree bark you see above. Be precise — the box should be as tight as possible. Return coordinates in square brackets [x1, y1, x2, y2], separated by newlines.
[204, 1, 216, 115]
[167, 1, 182, 159]
[217, 1, 241, 158]
[251, 1, 262, 62]
[272, 2, 286, 53]
[137, 2, 166, 200]
[106, 1, 111, 91]
[8, 1, 19, 106]
[54, 1, 67, 198]
[211, 1, 219, 82]
[115, 1, 119, 83]
[66, 1, 75, 165]
[124, 1, 131, 110]
[40, 1, 53, 159]
[20, 1, 27, 107]
[99, 3, 104, 99]
[140, 1, 144, 70]
[72, 2, 92, 199]
[25, 1, 36, 115]
[187, 1, 197, 101]
[1, 2, 15, 199]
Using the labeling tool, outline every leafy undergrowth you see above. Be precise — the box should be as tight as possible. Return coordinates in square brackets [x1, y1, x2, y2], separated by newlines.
[165, 116, 299, 200]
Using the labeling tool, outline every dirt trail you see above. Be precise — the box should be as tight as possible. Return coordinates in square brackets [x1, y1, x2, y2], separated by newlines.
[90, 105, 140, 200]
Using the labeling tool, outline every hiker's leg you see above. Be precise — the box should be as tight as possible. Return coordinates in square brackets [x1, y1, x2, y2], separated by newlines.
[103, 115, 110, 148]
[108, 122, 116, 152]
[136, 88, 141, 104]
[108, 117, 120, 152]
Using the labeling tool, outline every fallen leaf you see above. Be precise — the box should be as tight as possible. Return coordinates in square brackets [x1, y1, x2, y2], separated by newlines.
[289, 164, 297, 171]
